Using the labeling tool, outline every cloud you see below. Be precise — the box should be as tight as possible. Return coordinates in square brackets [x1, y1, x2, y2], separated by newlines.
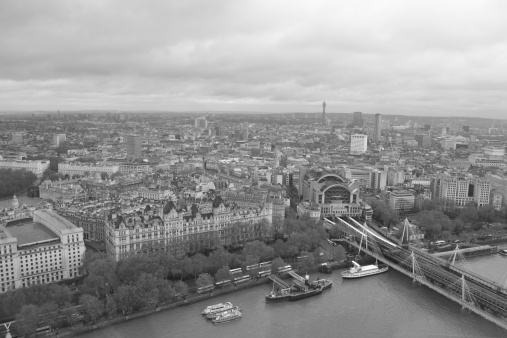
[0, 0, 507, 118]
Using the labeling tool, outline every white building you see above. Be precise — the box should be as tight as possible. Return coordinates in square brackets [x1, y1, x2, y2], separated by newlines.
[53, 134, 67, 146]
[119, 163, 152, 175]
[484, 146, 505, 157]
[0, 209, 85, 293]
[370, 169, 387, 191]
[58, 163, 120, 176]
[350, 134, 368, 155]
[389, 191, 415, 211]
[194, 117, 208, 129]
[0, 160, 50, 177]
[135, 187, 176, 200]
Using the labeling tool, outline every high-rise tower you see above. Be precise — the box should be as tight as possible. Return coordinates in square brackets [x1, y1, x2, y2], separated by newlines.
[353, 112, 363, 127]
[322, 101, 326, 126]
[374, 113, 382, 143]
[127, 135, 141, 159]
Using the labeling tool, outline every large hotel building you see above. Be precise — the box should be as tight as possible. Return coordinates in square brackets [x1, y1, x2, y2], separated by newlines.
[106, 196, 273, 261]
[0, 209, 85, 293]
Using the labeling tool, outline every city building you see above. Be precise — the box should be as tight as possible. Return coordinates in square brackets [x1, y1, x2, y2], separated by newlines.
[0, 160, 50, 177]
[297, 201, 321, 219]
[353, 112, 363, 127]
[195, 117, 208, 129]
[389, 191, 415, 211]
[490, 190, 503, 211]
[105, 196, 272, 260]
[58, 163, 120, 177]
[0, 209, 85, 293]
[486, 174, 507, 207]
[415, 134, 430, 148]
[370, 169, 387, 191]
[350, 134, 368, 155]
[301, 170, 364, 218]
[39, 179, 85, 201]
[11, 133, 23, 144]
[119, 162, 151, 175]
[374, 113, 382, 143]
[126, 135, 142, 158]
[53, 134, 66, 146]
[431, 174, 490, 207]
[322, 101, 326, 126]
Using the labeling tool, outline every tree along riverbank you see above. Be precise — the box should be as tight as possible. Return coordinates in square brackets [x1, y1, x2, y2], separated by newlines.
[43, 274, 275, 337]
[40, 257, 369, 338]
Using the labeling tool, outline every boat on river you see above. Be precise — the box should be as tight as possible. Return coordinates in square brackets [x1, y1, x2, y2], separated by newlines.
[312, 278, 332, 290]
[202, 302, 234, 315]
[341, 261, 388, 279]
[206, 305, 242, 319]
[287, 284, 323, 301]
[266, 271, 324, 301]
[212, 308, 242, 324]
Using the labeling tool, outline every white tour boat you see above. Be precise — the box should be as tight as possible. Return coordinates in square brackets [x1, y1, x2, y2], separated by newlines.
[212, 308, 242, 324]
[202, 302, 234, 315]
[341, 261, 388, 279]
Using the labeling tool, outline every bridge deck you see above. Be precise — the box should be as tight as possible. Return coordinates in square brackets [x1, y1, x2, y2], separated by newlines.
[432, 245, 497, 258]
[345, 239, 507, 330]
[326, 216, 507, 330]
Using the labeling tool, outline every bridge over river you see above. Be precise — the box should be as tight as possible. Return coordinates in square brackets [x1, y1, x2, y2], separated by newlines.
[324, 216, 507, 331]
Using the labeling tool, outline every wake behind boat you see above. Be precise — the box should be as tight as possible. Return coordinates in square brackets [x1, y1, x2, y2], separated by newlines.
[341, 261, 388, 279]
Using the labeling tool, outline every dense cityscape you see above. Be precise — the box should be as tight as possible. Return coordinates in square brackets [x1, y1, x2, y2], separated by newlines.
[3, 0, 507, 337]
[1, 109, 507, 336]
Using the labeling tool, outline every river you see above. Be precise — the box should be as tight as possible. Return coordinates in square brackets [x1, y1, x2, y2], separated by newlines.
[79, 254, 507, 338]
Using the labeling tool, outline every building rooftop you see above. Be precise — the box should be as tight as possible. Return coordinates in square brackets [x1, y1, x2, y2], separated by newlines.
[34, 209, 77, 231]
[5, 221, 59, 246]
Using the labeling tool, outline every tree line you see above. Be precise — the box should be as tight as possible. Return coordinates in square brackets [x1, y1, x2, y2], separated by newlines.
[0, 168, 37, 198]
[2, 215, 346, 336]
[370, 196, 507, 240]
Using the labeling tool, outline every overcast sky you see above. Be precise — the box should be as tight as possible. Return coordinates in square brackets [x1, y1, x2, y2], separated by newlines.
[1, 1, 507, 118]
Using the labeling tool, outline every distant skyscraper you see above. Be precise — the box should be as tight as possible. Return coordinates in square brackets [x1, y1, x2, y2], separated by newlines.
[241, 129, 248, 141]
[274, 148, 280, 168]
[234, 130, 241, 140]
[253, 166, 258, 184]
[322, 101, 326, 126]
[195, 117, 208, 128]
[353, 112, 363, 127]
[415, 134, 430, 148]
[374, 113, 382, 143]
[215, 125, 221, 136]
[350, 134, 368, 155]
[240, 123, 249, 141]
[127, 135, 141, 158]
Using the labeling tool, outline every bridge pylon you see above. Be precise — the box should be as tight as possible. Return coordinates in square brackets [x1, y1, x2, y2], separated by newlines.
[410, 251, 425, 282]
[2, 322, 13, 338]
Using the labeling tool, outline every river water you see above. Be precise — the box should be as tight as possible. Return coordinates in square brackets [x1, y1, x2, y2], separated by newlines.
[79, 253, 507, 338]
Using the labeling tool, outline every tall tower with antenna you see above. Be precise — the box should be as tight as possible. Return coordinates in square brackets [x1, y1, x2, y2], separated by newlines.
[322, 100, 326, 126]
